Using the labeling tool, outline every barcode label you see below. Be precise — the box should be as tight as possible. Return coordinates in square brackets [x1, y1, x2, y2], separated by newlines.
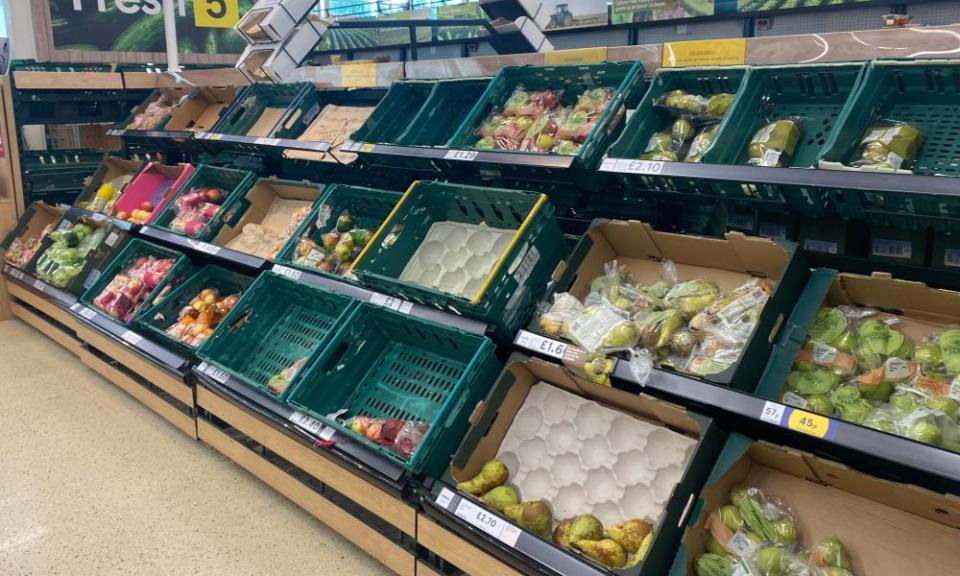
[78, 307, 97, 320]
[760, 401, 785, 425]
[198, 362, 229, 383]
[121, 330, 143, 346]
[435, 487, 455, 509]
[369, 293, 413, 314]
[781, 392, 809, 409]
[273, 265, 302, 281]
[105, 232, 119, 247]
[872, 239, 912, 259]
[803, 239, 838, 254]
[758, 222, 787, 241]
[515, 330, 568, 359]
[318, 426, 337, 441]
[289, 411, 325, 436]
[513, 246, 540, 287]
[189, 240, 221, 256]
[445, 149, 479, 161]
[943, 248, 960, 268]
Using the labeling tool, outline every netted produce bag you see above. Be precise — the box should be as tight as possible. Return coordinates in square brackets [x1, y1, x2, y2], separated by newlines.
[850, 120, 922, 171]
[502, 86, 563, 117]
[703, 485, 800, 560]
[746, 118, 804, 167]
[520, 109, 569, 153]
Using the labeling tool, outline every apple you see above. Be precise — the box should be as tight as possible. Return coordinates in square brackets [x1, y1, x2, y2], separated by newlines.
[116, 211, 131, 221]
[141, 201, 154, 212]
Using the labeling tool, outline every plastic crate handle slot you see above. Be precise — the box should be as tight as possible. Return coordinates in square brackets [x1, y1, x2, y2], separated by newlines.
[226, 307, 253, 333]
[319, 341, 351, 375]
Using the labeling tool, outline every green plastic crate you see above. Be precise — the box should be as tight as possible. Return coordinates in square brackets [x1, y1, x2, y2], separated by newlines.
[705, 62, 867, 215]
[350, 81, 436, 144]
[606, 66, 748, 193]
[211, 83, 311, 137]
[149, 164, 257, 241]
[445, 62, 647, 192]
[118, 88, 190, 131]
[285, 303, 500, 477]
[136, 265, 254, 358]
[79, 238, 190, 326]
[274, 184, 401, 280]
[820, 59, 960, 231]
[351, 181, 565, 340]
[24, 212, 129, 295]
[396, 78, 491, 146]
[196, 271, 357, 396]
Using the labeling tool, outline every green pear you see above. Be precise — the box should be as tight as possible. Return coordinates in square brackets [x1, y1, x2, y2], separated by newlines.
[553, 519, 574, 548]
[481, 486, 518, 512]
[518, 500, 553, 539]
[606, 518, 652, 554]
[575, 538, 627, 568]
[456, 459, 508, 495]
[568, 514, 604, 547]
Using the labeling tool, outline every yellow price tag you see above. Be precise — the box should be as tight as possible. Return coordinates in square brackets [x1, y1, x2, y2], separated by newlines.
[662, 38, 746, 68]
[194, 0, 239, 28]
[787, 410, 831, 439]
[340, 62, 377, 88]
[544, 47, 608, 66]
[360, 143, 375, 152]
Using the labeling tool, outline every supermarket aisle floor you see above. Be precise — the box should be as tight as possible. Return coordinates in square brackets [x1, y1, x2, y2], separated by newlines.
[0, 319, 391, 576]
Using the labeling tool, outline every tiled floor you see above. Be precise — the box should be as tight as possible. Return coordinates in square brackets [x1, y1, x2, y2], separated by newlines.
[0, 319, 391, 575]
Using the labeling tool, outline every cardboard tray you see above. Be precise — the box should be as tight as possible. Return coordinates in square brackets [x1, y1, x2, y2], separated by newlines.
[537, 220, 809, 391]
[1, 202, 65, 268]
[670, 434, 960, 576]
[72, 156, 144, 214]
[165, 87, 239, 133]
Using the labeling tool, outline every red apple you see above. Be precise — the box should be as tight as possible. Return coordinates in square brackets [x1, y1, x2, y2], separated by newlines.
[141, 201, 154, 212]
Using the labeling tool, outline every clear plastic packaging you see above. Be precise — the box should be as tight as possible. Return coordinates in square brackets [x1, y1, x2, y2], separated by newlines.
[746, 117, 804, 167]
[664, 279, 721, 319]
[91, 256, 176, 321]
[267, 357, 307, 395]
[537, 292, 583, 338]
[684, 124, 721, 163]
[850, 120, 922, 171]
[520, 109, 568, 153]
[689, 279, 773, 346]
[502, 87, 563, 118]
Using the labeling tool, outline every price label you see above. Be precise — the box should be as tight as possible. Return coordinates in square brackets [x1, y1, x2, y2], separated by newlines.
[787, 409, 832, 439]
[950, 379, 960, 401]
[499, 523, 522, 547]
[107, 129, 124, 136]
[359, 143, 376, 153]
[191, 241, 221, 256]
[90, 213, 108, 222]
[544, 47, 607, 65]
[121, 330, 143, 346]
[70, 302, 81, 312]
[33, 278, 45, 293]
[618, 159, 664, 175]
[760, 401, 785, 426]
[515, 330, 567, 360]
[193, 0, 239, 28]
[78, 307, 97, 320]
[435, 487, 455, 509]
[444, 149, 479, 162]
[289, 411, 325, 436]
[255, 137, 280, 146]
[340, 62, 377, 88]
[369, 293, 413, 314]
[781, 392, 808, 409]
[454, 497, 505, 540]
[341, 141, 358, 152]
[599, 158, 618, 172]
[318, 426, 337, 441]
[198, 362, 229, 383]
[272, 265, 302, 281]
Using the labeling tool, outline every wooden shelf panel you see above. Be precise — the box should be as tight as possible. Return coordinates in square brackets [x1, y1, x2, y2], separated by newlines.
[417, 516, 523, 576]
[10, 301, 81, 357]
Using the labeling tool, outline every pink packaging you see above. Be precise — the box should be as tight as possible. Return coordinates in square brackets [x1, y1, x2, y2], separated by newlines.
[110, 162, 195, 224]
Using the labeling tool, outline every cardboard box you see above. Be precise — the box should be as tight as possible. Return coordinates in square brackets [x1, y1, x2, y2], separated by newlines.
[165, 87, 239, 133]
[213, 178, 323, 260]
[122, 87, 193, 131]
[73, 156, 144, 213]
[543, 220, 808, 390]
[670, 435, 960, 575]
[445, 356, 724, 576]
[1, 202, 65, 268]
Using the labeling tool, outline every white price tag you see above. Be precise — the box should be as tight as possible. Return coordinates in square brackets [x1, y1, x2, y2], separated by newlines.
[90, 213, 108, 222]
[949, 379, 960, 401]
[760, 401, 785, 426]
[189, 240, 221, 256]
[619, 159, 664, 175]
[884, 357, 911, 380]
[370, 293, 412, 314]
[599, 157, 618, 171]
[289, 411, 325, 436]
[318, 426, 337, 441]
[812, 344, 837, 365]
[499, 523, 522, 547]
[255, 137, 280, 146]
[515, 330, 567, 360]
[781, 392, 808, 409]
[33, 278, 45, 292]
[436, 487, 455, 509]
[105, 232, 119, 248]
[727, 529, 759, 557]
[454, 497, 505, 540]
[341, 141, 358, 152]
[444, 149, 479, 161]
[78, 307, 97, 320]
[70, 302, 81, 312]
[273, 265, 302, 281]
[121, 330, 143, 346]
[201, 362, 230, 383]
[11, 269, 23, 280]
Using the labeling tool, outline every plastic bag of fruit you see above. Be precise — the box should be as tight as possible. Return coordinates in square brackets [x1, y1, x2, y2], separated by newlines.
[850, 120, 922, 171]
[502, 86, 563, 117]
[746, 117, 804, 167]
[92, 256, 175, 321]
[656, 90, 734, 121]
[538, 292, 583, 339]
[520, 109, 568, 153]
[267, 358, 307, 395]
[684, 123, 721, 163]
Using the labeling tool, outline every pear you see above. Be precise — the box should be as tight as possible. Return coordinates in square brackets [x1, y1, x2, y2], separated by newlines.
[553, 519, 574, 549]
[481, 486, 518, 513]
[456, 459, 508, 495]
[607, 518, 653, 554]
[568, 514, 603, 546]
[503, 503, 523, 523]
[518, 500, 553, 539]
[575, 538, 627, 568]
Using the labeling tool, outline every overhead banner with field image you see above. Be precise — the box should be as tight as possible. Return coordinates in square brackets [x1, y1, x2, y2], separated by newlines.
[49, 0, 252, 53]
[541, 0, 608, 30]
[737, 0, 872, 12]
[611, 0, 715, 23]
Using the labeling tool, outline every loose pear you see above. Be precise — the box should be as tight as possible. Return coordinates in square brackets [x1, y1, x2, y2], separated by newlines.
[575, 538, 627, 568]
[568, 514, 603, 545]
[481, 486, 518, 512]
[518, 500, 553, 539]
[456, 459, 508, 495]
[607, 518, 653, 554]
[553, 519, 574, 549]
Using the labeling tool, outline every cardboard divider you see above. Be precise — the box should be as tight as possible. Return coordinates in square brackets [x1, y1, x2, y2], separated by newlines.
[73, 157, 144, 215]
[2, 202, 65, 267]
[284, 104, 374, 163]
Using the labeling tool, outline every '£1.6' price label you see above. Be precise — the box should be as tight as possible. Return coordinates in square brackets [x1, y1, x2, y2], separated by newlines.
[515, 330, 567, 360]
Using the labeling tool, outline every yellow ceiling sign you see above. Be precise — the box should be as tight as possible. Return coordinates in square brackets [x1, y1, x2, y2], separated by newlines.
[340, 62, 378, 88]
[194, 0, 240, 29]
[661, 38, 746, 68]
[544, 47, 608, 66]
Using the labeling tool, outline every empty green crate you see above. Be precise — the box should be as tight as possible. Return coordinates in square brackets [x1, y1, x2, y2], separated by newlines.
[212, 83, 312, 137]
[445, 62, 647, 192]
[274, 184, 401, 280]
[820, 59, 960, 231]
[351, 181, 565, 340]
[351, 81, 436, 144]
[149, 164, 257, 241]
[706, 62, 867, 215]
[136, 265, 254, 358]
[396, 78, 491, 146]
[80, 238, 191, 326]
[196, 271, 357, 395]
[285, 303, 501, 477]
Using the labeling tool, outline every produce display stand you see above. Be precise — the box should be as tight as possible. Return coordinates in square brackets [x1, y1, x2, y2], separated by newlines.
[2, 264, 83, 357]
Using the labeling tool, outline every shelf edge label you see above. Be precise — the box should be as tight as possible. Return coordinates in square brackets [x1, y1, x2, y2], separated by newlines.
[515, 330, 567, 360]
